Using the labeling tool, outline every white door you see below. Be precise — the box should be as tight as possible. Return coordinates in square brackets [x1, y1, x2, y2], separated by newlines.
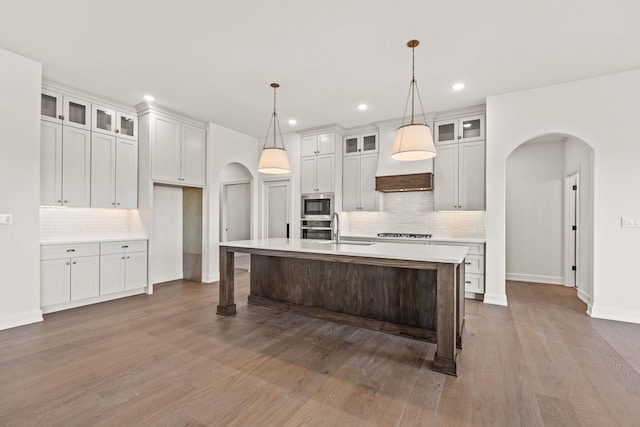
[63, 95, 91, 130]
[565, 173, 579, 287]
[115, 138, 138, 208]
[223, 183, 251, 241]
[125, 251, 148, 290]
[91, 132, 116, 208]
[100, 253, 126, 295]
[360, 152, 379, 211]
[40, 121, 63, 206]
[62, 126, 91, 207]
[316, 154, 334, 193]
[152, 185, 183, 283]
[342, 156, 360, 211]
[40, 258, 71, 306]
[70, 256, 100, 300]
[181, 124, 206, 186]
[459, 140, 485, 211]
[300, 156, 317, 194]
[152, 115, 182, 184]
[434, 143, 459, 211]
[264, 180, 290, 239]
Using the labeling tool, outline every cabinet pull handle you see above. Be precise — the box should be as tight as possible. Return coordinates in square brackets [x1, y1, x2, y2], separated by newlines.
[72, 261, 77, 264]
[57, 200, 62, 203]
[116, 203, 120, 206]
[465, 280, 472, 284]
[64, 200, 68, 203]
[122, 245, 128, 248]
[465, 262, 471, 265]
[66, 249, 75, 252]
[58, 115, 64, 120]
[122, 256, 125, 259]
[112, 202, 116, 205]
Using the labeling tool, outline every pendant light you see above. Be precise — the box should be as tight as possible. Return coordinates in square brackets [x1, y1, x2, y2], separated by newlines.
[391, 40, 437, 161]
[258, 83, 291, 174]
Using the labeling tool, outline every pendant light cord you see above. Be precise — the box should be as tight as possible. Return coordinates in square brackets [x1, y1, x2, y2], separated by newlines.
[262, 84, 287, 151]
[400, 41, 428, 128]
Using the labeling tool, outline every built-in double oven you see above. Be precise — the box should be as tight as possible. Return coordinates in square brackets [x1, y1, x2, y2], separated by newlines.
[301, 194, 333, 240]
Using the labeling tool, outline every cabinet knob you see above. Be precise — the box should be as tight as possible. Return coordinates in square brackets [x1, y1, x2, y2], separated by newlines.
[66, 262, 70, 265]
[64, 200, 68, 203]
[465, 280, 472, 284]
[116, 203, 120, 206]
[112, 202, 116, 205]
[58, 115, 64, 120]
[72, 261, 77, 264]
[115, 129, 120, 133]
[122, 257, 125, 260]
[57, 200, 62, 203]
[127, 256, 130, 259]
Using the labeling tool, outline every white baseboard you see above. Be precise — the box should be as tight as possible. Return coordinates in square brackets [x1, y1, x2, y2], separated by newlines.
[0, 309, 43, 331]
[577, 288, 591, 305]
[589, 304, 640, 324]
[203, 273, 220, 284]
[483, 292, 508, 306]
[42, 288, 145, 314]
[506, 273, 564, 285]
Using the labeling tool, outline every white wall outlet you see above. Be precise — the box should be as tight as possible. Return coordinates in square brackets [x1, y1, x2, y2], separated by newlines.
[0, 214, 13, 224]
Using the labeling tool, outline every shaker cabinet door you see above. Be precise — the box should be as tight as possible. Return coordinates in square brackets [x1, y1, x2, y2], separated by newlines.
[152, 115, 182, 184]
[181, 124, 206, 186]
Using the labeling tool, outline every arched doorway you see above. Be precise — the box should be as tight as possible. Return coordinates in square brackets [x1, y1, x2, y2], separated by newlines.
[505, 133, 594, 306]
[219, 162, 253, 270]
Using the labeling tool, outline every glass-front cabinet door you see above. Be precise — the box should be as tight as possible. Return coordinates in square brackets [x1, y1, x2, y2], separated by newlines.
[344, 132, 378, 156]
[63, 96, 91, 130]
[116, 111, 138, 140]
[344, 136, 359, 156]
[361, 133, 378, 153]
[459, 114, 485, 143]
[92, 104, 116, 135]
[435, 119, 458, 145]
[41, 89, 63, 124]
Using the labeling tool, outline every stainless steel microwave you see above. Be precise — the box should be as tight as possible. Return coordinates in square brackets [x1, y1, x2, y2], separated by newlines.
[301, 194, 333, 219]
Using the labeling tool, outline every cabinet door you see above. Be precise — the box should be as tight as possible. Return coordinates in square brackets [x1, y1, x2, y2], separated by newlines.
[342, 155, 360, 211]
[90, 132, 116, 208]
[100, 253, 126, 295]
[41, 258, 71, 306]
[434, 143, 459, 211]
[344, 136, 359, 156]
[92, 104, 117, 135]
[459, 115, 484, 143]
[362, 133, 378, 153]
[300, 156, 317, 194]
[435, 119, 458, 146]
[458, 140, 485, 210]
[317, 134, 335, 155]
[300, 135, 318, 157]
[63, 96, 91, 130]
[115, 138, 138, 208]
[62, 126, 91, 207]
[315, 154, 334, 193]
[359, 153, 379, 211]
[181, 124, 206, 186]
[152, 115, 182, 184]
[40, 121, 63, 206]
[70, 256, 100, 300]
[116, 111, 138, 141]
[125, 251, 148, 290]
[41, 89, 63, 124]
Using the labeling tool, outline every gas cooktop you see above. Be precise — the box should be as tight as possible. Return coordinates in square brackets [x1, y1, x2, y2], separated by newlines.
[377, 233, 432, 239]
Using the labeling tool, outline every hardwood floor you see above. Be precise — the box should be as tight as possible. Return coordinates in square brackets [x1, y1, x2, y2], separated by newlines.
[1, 274, 639, 426]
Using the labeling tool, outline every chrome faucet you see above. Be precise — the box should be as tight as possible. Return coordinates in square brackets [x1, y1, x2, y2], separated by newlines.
[331, 212, 341, 244]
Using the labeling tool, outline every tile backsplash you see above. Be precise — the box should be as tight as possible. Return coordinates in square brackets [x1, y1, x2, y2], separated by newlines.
[40, 207, 144, 242]
[343, 192, 486, 239]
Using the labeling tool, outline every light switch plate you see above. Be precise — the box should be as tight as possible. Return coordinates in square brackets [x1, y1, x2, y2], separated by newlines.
[621, 217, 640, 228]
[0, 214, 12, 224]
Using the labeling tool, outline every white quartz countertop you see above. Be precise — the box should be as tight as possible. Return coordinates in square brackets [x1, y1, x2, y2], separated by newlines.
[342, 234, 486, 244]
[221, 238, 468, 264]
[41, 236, 148, 245]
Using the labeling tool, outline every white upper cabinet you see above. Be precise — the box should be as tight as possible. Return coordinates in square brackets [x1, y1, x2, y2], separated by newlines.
[91, 133, 138, 208]
[149, 113, 206, 187]
[435, 114, 484, 145]
[434, 140, 485, 211]
[41, 90, 91, 130]
[300, 132, 336, 194]
[40, 121, 64, 206]
[344, 132, 378, 156]
[92, 104, 138, 141]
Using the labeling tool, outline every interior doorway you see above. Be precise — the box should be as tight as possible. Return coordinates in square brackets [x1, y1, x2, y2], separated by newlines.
[219, 163, 253, 271]
[263, 179, 290, 239]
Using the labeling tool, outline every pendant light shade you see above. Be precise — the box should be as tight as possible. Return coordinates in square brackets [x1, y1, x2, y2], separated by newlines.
[391, 40, 437, 161]
[258, 83, 291, 174]
[257, 147, 290, 174]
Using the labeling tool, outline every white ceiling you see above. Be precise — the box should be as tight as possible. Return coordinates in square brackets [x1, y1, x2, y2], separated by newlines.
[2, 1, 640, 138]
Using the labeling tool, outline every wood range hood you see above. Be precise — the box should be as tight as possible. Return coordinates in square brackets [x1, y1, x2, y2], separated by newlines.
[375, 173, 433, 193]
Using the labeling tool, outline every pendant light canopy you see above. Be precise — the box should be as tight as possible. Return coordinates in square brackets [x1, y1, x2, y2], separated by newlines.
[391, 40, 437, 161]
[258, 83, 291, 174]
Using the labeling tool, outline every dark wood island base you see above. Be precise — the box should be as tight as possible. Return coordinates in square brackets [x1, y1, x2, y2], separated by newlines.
[217, 242, 465, 376]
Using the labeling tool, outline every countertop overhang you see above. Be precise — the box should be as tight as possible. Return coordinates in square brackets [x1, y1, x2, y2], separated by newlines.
[220, 238, 468, 264]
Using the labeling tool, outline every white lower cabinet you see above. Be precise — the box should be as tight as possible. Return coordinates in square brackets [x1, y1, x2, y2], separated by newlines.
[99, 241, 148, 295]
[430, 241, 485, 295]
[41, 240, 147, 312]
[40, 243, 100, 307]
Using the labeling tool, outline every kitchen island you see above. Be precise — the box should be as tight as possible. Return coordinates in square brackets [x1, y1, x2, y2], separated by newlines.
[216, 238, 467, 376]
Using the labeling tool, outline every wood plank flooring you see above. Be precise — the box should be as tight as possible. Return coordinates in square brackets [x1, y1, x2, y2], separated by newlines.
[1, 274, 639, 426]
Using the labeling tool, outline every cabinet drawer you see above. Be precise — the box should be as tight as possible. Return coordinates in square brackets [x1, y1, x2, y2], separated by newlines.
[41, 243, 99, 260]
[464, 273, 484, 294]
[101, 240, 147, 255]
[463, 255, 484, 274]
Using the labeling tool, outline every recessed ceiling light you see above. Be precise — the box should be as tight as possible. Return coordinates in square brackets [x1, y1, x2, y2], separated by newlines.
[288, 119, 297, 125]
[451, 83, 465, 91]
[143, 94, 155, 101]
[357, 104, 368, 111]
